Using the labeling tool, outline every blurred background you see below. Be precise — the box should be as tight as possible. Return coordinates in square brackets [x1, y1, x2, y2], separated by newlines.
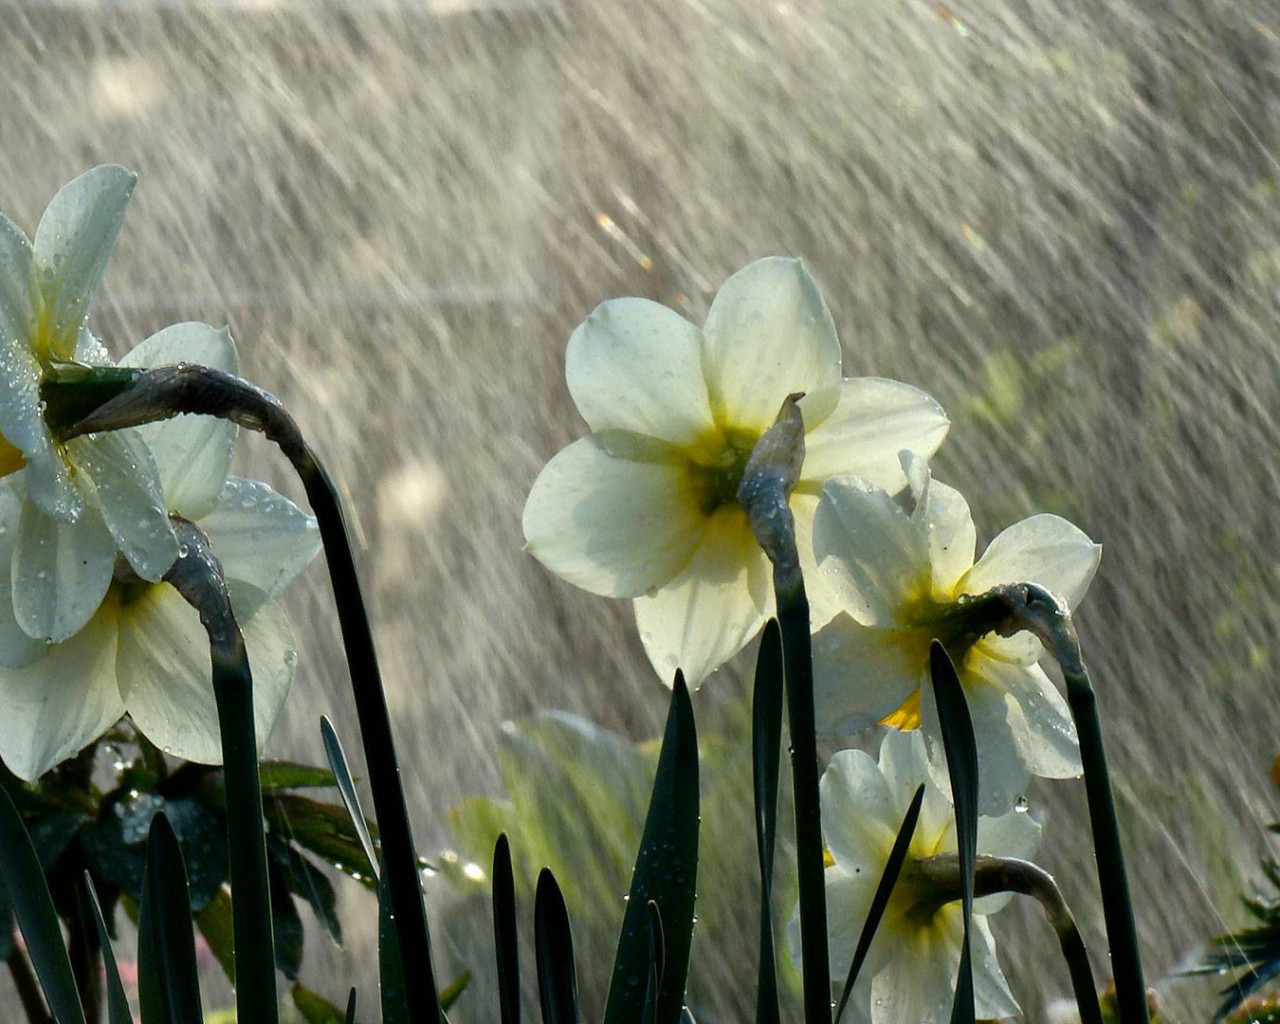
[2, 0, 1280, 1018]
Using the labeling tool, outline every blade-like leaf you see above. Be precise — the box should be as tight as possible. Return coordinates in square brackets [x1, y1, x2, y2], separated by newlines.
[834, 785, 926, 1022]
[493, 834, 521, 1024]
[752, 619, 784, 1024]
[441, 970, 472, 1012]
[929, 641, 977, 1024]
[0, 783, 86, 1024]
[535, 868, 579, 1024]
[379, 858, 409, 1024]
[641, 901, 665, 1024]
[258, 762, 337, 792]
[143, 813, 204, 1024]
[292, 982, 351, 1023]
[83, 872, 133, 1024]
[603, 673, 699, 1024]
[320, 716, 379, 882]
[347, 989, 358, 1024]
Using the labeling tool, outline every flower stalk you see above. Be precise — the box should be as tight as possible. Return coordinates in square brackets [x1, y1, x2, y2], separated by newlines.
[985, 582, 1149, 1024]
[739, 396, 830, 1023]
[163, 516, 278, 1024]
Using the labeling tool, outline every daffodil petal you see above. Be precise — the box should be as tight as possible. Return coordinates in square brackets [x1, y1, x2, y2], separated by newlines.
[792, 490, 844, 629]
[633, 507, 770, 685]
[972, 631, 1042, 666]
[0, 605, 123, 781]
[121, 322, 239, 519]
[813, 614, 928, 736]
[920, 477, 976, 600]
[802, 378, 949, 488]
[12, 499, 115, 642]
[67, 432, 177, 582]
[972, 802, 1044, 914]
[868, 916, 957, 1024]
[117, 582, 297, 763]
[0, 487, 44, 669]
[877, 728, 956, 845]
[199, 478, 321, 598]
[33, 165, 136, 361]
[921, 670, 1032, 817]
[973, 657, 1081, 781]
[819, 747, 899, 870]
[523, 432, 706, 599]
[75, 325, 111, 365]
[0, 212, 34, 344]
[959, 513, 1101, 609]
[813, 476, 928, 627]
[565, 298, 716, 447]
[701, 258, 842, 433]
[971, 917, 1021, 1021]
[821, 863, 879, 979]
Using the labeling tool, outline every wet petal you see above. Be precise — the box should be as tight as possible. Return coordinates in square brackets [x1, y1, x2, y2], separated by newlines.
[971, 917, 1021, 1021]
[973, 656, 1081, 781]
[813, 613, 928, 736]
[121, 322, 239, 519]
[959, 513, 1101, 609]
[67, 431, 177, 581]
[633, 507, 771, 685]
[921, 480, 977, 600]
[802, 378, 949, 488]
[702, 258, 842, 433]
[33, 165, 136, 361]
[565, 298, 716, 447]
[0, 604, 123, 781]
[820, 747, 899, 869]
[868, 916, 957, 1024]
[199, 478, 321, 598]
[118, 582, 297, 763]
[523, 432, 706, 599]
[0, 487, 43, 668]
[12, 498, 115, 642]
[822, 864, 879, 981]
[813, 476, 929, 627]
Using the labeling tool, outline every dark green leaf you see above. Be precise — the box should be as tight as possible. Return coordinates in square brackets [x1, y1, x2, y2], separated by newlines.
[347, 989, 359, 1024]
[492, 833, 520, 1024]
[259, 761, 338, 792]
[0, 875, 13, 962]
[929, 641, 976, 1024]
[83, 872, 133, 1024]
[143, 813, 203, 1024]
[270, 857, 305, 980]
[269, 838, 343, 946]
[834, 785, 925, 1023]
[292, 982, 350, 1023]
[321, 716, 380, 882]
[536, 868, 579, 1024]
[603, 673, 699, 1024]
[265, 793, 378, 885]
[641, 901, 664, 1024]
[0, 782, 86, 1024]
[752, 619, 784, 1024]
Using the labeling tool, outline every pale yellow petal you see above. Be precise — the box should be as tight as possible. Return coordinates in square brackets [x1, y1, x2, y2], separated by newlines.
[959, 513, 1101, 609]
[633, 507, 770, 685]
[523, 433, 706, 599]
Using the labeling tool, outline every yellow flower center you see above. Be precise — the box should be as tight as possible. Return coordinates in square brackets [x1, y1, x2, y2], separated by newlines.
[880, 688, 923, 730]
[0, 435, 27, 479]
[685, 426, 759, 517]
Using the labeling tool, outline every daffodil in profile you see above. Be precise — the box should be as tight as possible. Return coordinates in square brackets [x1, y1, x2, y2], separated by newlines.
[0, 165, 179, 643]
[522, 258, 949, 684]
[811, 455, 1100, 813]
[0, 323, 321, 781]
[788, 730, 1040, 1023]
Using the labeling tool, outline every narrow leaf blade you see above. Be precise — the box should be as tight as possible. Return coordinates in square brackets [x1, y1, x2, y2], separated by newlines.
[145, 813, 204, 1024]
[492, 834, 521, 1024]
[752, 619, 784, 1024]
[83, 872, 133, 1024]
[535, 868, 579, 1024]
[320, 716, 380, 882]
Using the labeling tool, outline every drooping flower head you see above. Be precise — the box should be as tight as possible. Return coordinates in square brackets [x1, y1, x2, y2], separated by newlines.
[0, 166, 179, 642]
[812, 454, 1100, 813]
[523, 258, 949, 683]
[789, 730, 1040, 1023]
[0, 324, 321, 780]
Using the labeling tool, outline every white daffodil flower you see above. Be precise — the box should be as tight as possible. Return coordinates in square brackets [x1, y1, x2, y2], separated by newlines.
[0, 323, 321, 781]
[522, 257, 949, 684]
[811, 454, 1100, 814]
[788, 731, 1040, 1023]
[0, 165, 179, 642]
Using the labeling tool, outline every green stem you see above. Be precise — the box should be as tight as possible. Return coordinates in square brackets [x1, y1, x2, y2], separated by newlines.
[67, 886, 103, 1024]
[919, 854, 1103, 1024]
[995, 584, 1148, 1024]
[65, 363, 447, 1023]
[165, 518, 279, 1024]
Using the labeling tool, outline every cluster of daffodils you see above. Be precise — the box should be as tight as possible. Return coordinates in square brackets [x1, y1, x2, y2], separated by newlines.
[524, 257, 1102, 1018]
[0, 167, 319, 781]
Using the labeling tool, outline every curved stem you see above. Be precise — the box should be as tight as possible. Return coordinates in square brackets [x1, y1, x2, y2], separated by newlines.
[919, 854, 1103, 1024]
[991, 584, 1149, 1024]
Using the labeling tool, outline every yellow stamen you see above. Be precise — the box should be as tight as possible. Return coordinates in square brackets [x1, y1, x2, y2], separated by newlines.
[880, 688, 922, 731]
[0, 436, 27, 479]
